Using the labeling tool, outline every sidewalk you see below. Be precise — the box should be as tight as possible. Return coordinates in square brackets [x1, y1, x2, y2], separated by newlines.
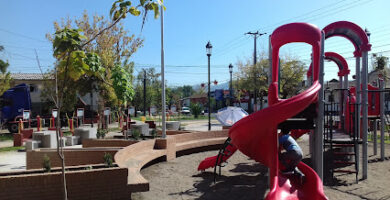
[0, 150, 26, 172]
[0, 140, 13, 148]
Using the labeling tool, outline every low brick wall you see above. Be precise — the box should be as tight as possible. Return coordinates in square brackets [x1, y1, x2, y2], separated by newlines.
[0, 165, 130, 200]
[157, 130, 194, 135]
[172, 130, 228, 144]
[27, 148, 120, 170]
[82, 139, 138, 148]
[16, 130, 230, 199]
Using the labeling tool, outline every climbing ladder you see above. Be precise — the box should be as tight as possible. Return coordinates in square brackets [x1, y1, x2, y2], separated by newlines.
[324, 90, 360, 183]
[213, 137, 235, 182]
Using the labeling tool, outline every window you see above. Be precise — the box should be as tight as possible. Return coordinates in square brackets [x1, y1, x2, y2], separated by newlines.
[0, 98, 12, 106]
[30, 84, 37, 92]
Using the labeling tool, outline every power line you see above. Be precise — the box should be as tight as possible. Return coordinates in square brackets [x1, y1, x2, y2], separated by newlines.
[289, 0, 374, 26]
[213, 0, 374, 60]
[0, 42, 52, 50]
[213, 36, 251, 58]
[259, 0, 351, 32]
[0, 28, 49, 43]
[0, 44, 52, 51]
[5, 50, 53, 62]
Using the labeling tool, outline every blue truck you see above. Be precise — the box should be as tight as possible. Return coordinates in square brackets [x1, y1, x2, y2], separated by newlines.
[0, 84, 32, 133]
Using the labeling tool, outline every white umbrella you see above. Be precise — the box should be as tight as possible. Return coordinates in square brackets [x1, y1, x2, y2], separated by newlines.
[216, 106, 248, 126]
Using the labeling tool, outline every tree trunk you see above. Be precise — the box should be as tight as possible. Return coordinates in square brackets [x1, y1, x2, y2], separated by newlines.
[56, 108, 68, 200]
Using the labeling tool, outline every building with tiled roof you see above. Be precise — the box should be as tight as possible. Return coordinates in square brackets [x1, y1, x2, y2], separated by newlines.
[10, 73, 54, 80]
[9, 73, 97, 116]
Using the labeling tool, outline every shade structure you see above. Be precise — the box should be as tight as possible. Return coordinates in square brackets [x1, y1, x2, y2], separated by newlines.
[216, 106, 248, 126]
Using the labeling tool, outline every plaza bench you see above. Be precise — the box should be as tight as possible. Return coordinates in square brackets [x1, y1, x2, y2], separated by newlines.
[114, 139, 167, 192]
[173, 130, 228, 153]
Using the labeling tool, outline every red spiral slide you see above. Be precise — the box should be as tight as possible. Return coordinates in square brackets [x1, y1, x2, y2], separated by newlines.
[229, 81, 327, 200]
[198, 23, 328, 199]
[230, 22, 327, 200]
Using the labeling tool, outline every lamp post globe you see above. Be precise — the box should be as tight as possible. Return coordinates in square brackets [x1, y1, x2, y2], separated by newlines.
[206, 41, 212, 56]
[206, 41, 212, 131]
[229, 63, 233, 106]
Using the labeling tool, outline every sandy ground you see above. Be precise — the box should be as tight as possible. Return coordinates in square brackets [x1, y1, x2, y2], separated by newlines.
[133, 137, 390, 200]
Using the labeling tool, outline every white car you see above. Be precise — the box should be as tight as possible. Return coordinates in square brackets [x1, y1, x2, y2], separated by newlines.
[180, 107, 191, 115]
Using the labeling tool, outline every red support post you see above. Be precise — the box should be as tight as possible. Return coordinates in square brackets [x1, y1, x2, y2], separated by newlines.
[37, 115, 41, 132]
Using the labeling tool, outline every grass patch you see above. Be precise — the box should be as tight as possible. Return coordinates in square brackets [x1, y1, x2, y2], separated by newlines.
[107, 127, 121, 132]
[132, 115, 214, 122]
[0, 134, 13, 141]
[62, 131, 73, 136]
[368, 133, 390, 144]
[0, 146, 24, 152]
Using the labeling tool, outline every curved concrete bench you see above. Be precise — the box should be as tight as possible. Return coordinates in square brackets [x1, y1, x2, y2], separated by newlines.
[114, 139, 167, 192]
[173, 130, 228, 152]
[114, 130, 229, 193]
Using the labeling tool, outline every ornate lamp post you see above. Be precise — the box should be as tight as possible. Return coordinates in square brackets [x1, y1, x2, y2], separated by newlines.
[206, 41, 212, 131]
[229, 63, 233, 106]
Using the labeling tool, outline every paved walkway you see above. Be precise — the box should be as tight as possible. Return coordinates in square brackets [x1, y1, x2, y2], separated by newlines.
[181, 119, 222, 131]
[0, 119, 224, 173]
[0, 140, 13, 148]
[0, 150, 26, 172]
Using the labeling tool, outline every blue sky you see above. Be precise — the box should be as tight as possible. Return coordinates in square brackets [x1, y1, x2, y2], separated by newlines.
[0, 0, 389, 86]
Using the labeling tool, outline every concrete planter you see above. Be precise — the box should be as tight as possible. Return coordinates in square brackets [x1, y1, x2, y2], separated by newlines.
[130, 124, 149, 136]
[26, 148, 119, 169]
[0, 164, 130, 200]
[166, 121, 181, 131]
[74, 126, 97, 144]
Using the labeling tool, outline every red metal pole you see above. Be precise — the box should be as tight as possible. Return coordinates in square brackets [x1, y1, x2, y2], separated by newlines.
[37, 115, 41, 131]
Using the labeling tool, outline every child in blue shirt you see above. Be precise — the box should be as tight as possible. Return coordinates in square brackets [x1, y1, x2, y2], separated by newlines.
[279, 127, 305, 185]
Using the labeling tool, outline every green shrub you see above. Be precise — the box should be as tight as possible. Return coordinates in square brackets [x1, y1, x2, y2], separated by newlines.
[84, 165, 93, 170]
[190, 103, 203, 118]
[103, 152, 113, 167]
[97, 129, 108, 139]
[151, 129, 157, 138]
[43, 154, 51, 172]
[132, 129, 141, 140]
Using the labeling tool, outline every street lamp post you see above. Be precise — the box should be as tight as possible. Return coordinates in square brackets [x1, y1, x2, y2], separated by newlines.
[206, 41, 212, 131]
[229, 64, 233, 106]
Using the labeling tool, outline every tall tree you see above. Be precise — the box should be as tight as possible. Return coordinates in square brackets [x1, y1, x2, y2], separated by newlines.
[181, 85, 195, 97]
[40, 1, 164, 199]
[279, 57, 306, 99]
[131, 68, 161, 114]
[372, 54, 389, 82]
[46, 12, 142, 114]
[0, 45, 12, 95]
[234, 54, 306, 110]
[235, 54, 269, 110]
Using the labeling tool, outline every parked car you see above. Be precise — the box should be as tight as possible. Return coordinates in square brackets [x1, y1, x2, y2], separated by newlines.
[180, 107, 191, 115]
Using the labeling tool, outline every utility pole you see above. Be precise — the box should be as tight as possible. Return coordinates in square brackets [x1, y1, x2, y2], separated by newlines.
[143, 69, 147, 116]
[161, 5, 166, 138]
[246, 31, 266, 113]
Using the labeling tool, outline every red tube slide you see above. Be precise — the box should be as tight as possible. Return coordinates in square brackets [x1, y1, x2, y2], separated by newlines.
[230, 23, 327, 200]
[230, 81, 326, 200]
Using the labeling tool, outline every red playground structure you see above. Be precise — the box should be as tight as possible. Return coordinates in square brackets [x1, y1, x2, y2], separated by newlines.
[198, 21, 382, 200]
[199, 22, 328, 200]
[197, 20, 379, 200]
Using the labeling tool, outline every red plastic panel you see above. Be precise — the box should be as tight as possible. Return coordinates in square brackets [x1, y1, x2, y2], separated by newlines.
[270, 23, 321, 105]
[325, 52, 350, 77]
[345, 95, 356, 134]
[307, 52, 350, 78]
[350, 84, 380, 116]
[323, 21, 371, 57]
